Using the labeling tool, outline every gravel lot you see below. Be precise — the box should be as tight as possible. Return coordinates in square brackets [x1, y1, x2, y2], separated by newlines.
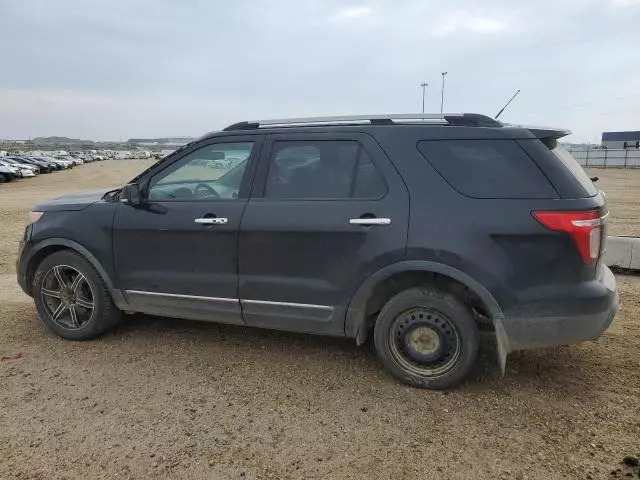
[586, 167, 640, 237]
[1, 161, 639, 480]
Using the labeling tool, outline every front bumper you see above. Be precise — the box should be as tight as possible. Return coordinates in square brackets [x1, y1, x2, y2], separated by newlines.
[500, 265, 619, 352]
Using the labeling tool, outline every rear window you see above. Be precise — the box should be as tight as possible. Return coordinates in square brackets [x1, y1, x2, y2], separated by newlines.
[417, 139, 558, 199]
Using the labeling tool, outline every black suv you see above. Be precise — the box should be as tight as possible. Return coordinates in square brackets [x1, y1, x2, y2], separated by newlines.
[16, 113, 618, 389]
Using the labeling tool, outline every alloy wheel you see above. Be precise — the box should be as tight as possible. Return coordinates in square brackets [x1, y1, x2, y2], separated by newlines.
[40, 265, 95, 329]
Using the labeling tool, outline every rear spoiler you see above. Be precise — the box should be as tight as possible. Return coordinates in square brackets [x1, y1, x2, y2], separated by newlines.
[504, 123, 571, 139]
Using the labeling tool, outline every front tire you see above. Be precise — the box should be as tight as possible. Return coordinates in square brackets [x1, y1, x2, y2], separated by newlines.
[32, 250, 121, 340]
[374, 286, 479, 389]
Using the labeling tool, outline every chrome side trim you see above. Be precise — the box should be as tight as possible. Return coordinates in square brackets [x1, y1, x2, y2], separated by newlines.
[125, 290, 239, 304]
[241, 299, 333, 311]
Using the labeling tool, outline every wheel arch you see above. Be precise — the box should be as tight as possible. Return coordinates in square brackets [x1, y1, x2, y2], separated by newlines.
[24, 238, 128, 310]
[345, 261, 509, 370]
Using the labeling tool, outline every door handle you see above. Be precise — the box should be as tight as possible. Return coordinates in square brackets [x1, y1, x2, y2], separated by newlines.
[349, 217, 391, 226]
[195, 217, 228, 225]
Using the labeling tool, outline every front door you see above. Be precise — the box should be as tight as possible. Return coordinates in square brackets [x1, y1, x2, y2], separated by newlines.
[239, 132, 409, 335]
[113, 136, 262, 324]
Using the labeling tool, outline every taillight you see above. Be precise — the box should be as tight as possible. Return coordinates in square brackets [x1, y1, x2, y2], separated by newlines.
[532, 210, 603, 265]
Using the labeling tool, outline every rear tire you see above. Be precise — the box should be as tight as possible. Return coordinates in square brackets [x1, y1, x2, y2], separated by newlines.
[374, 286, 479, 389]
[32, 250, 121, 340]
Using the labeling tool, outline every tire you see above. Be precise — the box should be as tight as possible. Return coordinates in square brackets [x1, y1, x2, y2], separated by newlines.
[0, 174, 6, 183]
[374, 286, 479, 389]
[32, 250, 121, 340]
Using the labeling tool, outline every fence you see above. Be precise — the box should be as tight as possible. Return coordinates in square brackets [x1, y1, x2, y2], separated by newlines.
[569, 148, 640, 168]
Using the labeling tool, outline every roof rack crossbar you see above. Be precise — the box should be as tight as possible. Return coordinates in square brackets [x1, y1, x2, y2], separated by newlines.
[222, 113, 501, 131]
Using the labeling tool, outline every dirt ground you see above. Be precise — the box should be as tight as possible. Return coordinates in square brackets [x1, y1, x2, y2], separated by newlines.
[586, 167, 640, 237]
[0, 161, 639, 480]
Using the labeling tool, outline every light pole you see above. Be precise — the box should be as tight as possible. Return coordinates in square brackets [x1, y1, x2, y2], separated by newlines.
[440, 71, 448, 113]
[420, 82, 428, 113]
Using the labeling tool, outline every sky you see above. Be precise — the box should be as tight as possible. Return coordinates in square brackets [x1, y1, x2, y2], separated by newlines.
[1, 0, 639, 142]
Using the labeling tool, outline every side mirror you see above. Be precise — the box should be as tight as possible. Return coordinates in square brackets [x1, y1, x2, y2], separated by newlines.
[121, 183, 143, 206]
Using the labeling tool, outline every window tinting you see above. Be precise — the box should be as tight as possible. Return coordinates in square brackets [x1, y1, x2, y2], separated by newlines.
[417, 139, 557, 199]
[265, 140, 386, 199]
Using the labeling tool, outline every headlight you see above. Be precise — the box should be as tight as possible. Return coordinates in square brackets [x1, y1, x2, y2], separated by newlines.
[27, 211, 43, 225]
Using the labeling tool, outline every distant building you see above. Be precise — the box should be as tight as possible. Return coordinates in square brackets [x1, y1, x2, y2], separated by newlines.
[127, 137, 193, 147]
[601, 131, 640, 149]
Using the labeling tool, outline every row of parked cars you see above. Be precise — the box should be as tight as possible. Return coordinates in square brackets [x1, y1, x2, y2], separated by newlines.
[0, 154, 105, 183]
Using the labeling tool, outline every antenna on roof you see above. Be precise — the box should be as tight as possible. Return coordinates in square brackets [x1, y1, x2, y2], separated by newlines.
[495, 89, 521, 119]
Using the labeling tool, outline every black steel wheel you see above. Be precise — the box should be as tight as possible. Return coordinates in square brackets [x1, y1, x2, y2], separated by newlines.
[33, 250, 121, 340]
[374, 287, 479, 389]
[389, 307, 462, 378]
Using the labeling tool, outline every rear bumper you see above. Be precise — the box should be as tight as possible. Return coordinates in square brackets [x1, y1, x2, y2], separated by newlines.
[501, 265, 618, 351]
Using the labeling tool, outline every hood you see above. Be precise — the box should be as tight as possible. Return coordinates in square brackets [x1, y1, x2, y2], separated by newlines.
[33, 189, 112, 212]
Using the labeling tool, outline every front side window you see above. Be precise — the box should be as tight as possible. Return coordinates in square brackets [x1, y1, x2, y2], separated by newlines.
[148, 142, 254, 201]
[264, 140, 386, 199]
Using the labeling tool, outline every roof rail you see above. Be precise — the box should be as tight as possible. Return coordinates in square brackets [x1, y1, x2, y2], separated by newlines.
[222, 113, 502, 131]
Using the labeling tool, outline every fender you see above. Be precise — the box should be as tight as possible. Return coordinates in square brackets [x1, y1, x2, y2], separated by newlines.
[344, 260, 510, 372]
[24, 238, 130, 311]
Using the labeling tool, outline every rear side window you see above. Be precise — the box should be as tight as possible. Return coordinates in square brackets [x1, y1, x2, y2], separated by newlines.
[417, 139, 558, 199]
[265, 140, 387, 199]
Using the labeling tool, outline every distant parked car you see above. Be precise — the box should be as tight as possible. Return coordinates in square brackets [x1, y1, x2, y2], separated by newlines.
[16, 157, 52, 173]
[59, 156, 83, 166]
[0, 159, 32, 178]
[0, 163, 19, 182]
[3, 157, 40, 175]
[43, 157, 73, 169]
[76, 154, 94, 163]
[25, 157, 59, 172]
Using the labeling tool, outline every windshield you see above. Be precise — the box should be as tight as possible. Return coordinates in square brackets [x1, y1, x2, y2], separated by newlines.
[128, 141, 197, 185]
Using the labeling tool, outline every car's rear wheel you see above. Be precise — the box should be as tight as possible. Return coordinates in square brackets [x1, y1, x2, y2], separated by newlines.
[374, 286, 479, 389]
[32, 250, 121, 340]
[0, 173, 6, 183]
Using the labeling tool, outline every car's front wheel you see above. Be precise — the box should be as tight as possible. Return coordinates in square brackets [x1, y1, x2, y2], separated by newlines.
[32, 250, 121, 340]
[374, 286, 479, 389]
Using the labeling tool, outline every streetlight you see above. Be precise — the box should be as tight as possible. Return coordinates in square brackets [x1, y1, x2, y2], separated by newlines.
[420, 82, 428, 113]
[440, 71, 448, 113]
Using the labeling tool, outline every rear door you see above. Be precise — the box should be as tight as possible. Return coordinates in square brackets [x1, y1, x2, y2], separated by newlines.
[238, 131, 409, 335]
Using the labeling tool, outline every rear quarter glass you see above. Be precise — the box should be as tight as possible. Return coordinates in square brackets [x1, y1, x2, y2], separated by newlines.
[517, 138, 598, 199]
[416, 139, 559, 199]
